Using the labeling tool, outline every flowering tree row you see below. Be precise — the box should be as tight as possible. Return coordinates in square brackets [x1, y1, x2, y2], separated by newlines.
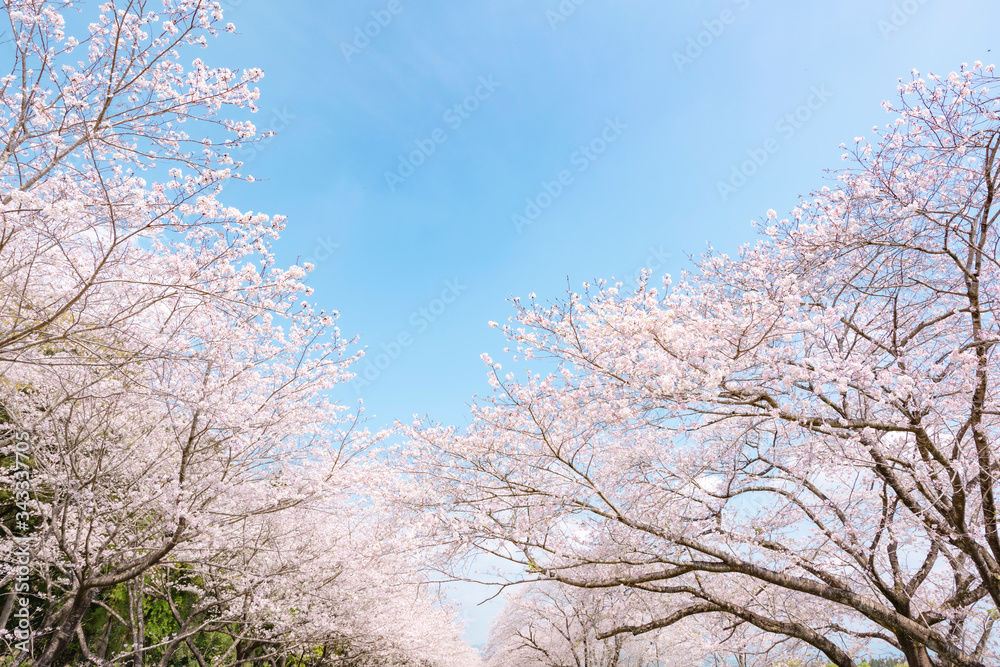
[482, 581, 829, 667]
[0, 1, 478, 665]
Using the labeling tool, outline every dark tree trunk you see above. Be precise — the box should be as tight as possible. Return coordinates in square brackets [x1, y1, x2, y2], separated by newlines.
[32, 586, 98, 667]
[899, 634, 934, 667]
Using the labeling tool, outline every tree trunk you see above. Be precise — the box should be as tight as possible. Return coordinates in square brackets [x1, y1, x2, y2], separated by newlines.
[0, 591, 15, 631]
[899, 634, 934, 667]
[96, 617, 113, 660]
[32, 586, 98, 667]
[132, 578, 145, 667]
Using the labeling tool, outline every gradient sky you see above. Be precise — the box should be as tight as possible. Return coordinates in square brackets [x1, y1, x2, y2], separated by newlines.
[210, 0, 1000, 648]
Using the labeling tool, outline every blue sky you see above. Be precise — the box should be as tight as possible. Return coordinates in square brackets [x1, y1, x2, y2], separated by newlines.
[212, 0, 999, 647]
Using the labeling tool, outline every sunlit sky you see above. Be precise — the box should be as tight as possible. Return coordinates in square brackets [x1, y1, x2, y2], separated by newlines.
[211, 0, 999, 648]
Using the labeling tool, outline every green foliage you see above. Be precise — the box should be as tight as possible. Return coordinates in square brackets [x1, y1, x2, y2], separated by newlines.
[865, 659, 905, 667]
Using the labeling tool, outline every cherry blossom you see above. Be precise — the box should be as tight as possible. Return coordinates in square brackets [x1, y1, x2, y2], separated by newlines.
[399, 63, 1000, 667]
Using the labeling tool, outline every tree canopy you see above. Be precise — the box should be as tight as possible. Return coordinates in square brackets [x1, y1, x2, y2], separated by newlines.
[399, 63, 1000, 667]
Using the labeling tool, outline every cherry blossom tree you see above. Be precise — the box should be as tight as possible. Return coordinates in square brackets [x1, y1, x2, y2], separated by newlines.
[483, 582, 777, 667]
[0, 0, 278, 369]
[484, 584, 654, 667]
[0, 1, 479, 665]
[400, 62, 1000, 667]
[59, 488, 482, 666]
